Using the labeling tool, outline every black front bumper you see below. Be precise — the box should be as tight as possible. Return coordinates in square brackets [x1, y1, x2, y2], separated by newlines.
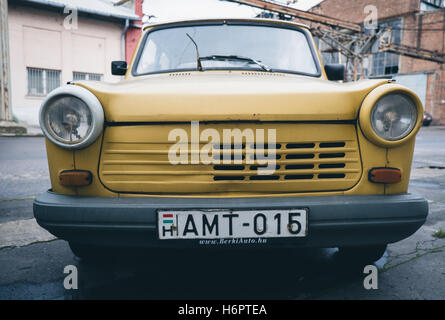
[33, 191, 428, 248]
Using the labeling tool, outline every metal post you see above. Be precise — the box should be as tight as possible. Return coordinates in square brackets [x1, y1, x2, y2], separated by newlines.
[353, 57, 358, 82]
[0, 1, 26, 135]
[0, 0, 12, 121]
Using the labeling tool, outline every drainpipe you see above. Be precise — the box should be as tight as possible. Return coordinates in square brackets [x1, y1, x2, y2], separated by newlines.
[121, 19, 130, 61]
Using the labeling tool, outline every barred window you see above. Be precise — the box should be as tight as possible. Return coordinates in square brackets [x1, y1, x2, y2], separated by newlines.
[27, 68, 61, 96]
[73, 72, 103, 81]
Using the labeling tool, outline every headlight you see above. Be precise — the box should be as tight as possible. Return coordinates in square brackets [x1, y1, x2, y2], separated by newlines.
[371, 93, 417, 141]
[359, 84, 423, 148]
[39, 85, 104, 150]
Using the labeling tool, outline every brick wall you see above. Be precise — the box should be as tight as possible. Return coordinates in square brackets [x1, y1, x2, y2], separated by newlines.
[399, 10, 445, 125]
[125, 0, 144, 63]
[310, 0, 420, 23]
[425, 70, 445, 125]
[400, 10, 445, 73]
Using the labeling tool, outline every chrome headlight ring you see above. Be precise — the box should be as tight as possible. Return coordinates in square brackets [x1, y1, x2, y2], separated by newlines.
[359, 84, 424, 148]
[39, 85, 104, 150]
[370, 93, 418, 141]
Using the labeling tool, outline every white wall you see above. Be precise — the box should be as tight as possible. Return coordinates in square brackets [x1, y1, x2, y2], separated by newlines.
[395, 73, 428, 107]
[8, 4, 123, 126]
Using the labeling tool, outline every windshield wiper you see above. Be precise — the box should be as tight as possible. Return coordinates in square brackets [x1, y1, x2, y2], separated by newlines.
[200, 55, 272, 72]
[186, 33, 203, 72]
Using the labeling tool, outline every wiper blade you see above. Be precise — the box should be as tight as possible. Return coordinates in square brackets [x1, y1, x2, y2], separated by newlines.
[200, 55, 272, 72]
[186, 33, 203, 72]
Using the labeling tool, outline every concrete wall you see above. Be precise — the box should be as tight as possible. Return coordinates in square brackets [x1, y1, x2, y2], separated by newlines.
[395, 73, 428, 106]
[8, 4, 123, 126]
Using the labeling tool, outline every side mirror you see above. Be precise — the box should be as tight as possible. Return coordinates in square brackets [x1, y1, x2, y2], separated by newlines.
[325, 64, 345, 81]
[111, 61, 128, 76]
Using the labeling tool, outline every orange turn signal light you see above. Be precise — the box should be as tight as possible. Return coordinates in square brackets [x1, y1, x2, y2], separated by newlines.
[59, 170, 92, 187]
[368, 168, 402, 184]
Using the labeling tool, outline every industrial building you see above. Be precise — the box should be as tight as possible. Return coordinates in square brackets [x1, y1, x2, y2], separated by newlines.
[228, 0, 445, 125]
[310, 0, 445, 125]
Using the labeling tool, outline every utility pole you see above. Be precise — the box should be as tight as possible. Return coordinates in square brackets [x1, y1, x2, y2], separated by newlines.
[0, 1, 26, 134]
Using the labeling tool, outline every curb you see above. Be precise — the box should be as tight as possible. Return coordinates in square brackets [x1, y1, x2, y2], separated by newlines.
[0, 122, 43, 137]
[0, 121, 27, 136]
[422, 126, 445, 130]
[0, 132, 44, 137]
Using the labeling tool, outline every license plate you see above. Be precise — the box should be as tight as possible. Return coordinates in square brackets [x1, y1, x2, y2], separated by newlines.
[158, 209, 308, 240]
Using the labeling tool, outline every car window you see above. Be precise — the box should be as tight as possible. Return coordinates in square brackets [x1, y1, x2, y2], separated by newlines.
[135, 24, 319, 76]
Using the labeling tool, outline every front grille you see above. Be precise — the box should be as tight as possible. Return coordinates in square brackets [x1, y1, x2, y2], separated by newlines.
[99, 123, 362, 195]
[210, 142, 353, 182]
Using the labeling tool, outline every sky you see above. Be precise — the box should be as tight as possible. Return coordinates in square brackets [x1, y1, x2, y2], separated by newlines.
[143, 0, 324, 23]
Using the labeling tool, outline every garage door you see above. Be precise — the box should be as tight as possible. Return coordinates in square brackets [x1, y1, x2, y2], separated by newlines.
[394, 73, 427, 106]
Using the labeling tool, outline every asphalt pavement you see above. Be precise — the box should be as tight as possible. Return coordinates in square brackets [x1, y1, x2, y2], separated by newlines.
[0, 127, 444, 299]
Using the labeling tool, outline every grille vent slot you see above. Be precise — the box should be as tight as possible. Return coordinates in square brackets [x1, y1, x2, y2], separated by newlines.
[211, 141, 351, 181]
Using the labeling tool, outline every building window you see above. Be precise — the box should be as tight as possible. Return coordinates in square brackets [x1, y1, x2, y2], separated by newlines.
[27, 68, 61, 96]
[421, 0, 445, 10]
[370, 19, 402, 77]
[372, 52, 399, 76]
[73, 72, 103, 81]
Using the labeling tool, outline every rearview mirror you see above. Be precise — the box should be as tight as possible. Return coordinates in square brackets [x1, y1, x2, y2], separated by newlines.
[112, 61, 128, 76]
[325, 64, 345, 81]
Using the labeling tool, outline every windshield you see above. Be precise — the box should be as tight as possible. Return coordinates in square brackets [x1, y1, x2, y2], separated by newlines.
[134, 23, 319, 76]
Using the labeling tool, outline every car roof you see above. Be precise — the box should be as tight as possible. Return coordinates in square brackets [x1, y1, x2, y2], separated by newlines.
[142, 18, 310, 31]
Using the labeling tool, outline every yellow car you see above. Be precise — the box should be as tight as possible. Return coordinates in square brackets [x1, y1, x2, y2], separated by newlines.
[34, 18, 428, 262]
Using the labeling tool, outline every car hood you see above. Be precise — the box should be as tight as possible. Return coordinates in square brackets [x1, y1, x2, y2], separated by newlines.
[76, 72, 390, 123]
